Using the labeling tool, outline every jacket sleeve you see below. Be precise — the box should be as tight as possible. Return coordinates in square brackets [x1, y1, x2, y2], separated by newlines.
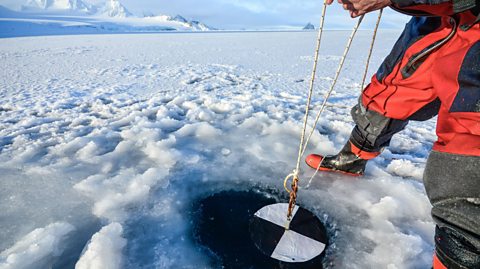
[390, 0, 477, 16]
[392, 0, 449, 7]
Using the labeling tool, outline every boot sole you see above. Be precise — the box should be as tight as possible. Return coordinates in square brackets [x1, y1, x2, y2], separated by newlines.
[305, 157, 363, 177]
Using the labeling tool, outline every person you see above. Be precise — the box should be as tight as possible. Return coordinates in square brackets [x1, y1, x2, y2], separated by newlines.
[305, 0, 480, 267]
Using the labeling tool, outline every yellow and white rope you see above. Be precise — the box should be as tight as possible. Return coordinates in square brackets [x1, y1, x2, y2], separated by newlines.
[285, 9, 384, 220]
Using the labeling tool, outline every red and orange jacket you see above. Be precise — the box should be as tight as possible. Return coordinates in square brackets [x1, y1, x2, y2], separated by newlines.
[361, 0, 480, 156]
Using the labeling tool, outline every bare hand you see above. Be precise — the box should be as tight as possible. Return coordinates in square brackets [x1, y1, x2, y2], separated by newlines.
[336, 0, 391, 17]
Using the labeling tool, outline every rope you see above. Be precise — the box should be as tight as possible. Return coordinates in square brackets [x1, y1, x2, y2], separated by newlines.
[285, 9, 384, 221]
[305, 9, 384, 188]
[286, 7, 366, 221]
[285, 0, 329, 221]
[360, 9, 383, 92]
[301, 15, 365, 158]
[293, 0, 328, 179]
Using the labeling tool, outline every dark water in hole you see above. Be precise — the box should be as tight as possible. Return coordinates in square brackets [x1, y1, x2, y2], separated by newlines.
[191, 190, 326, 269]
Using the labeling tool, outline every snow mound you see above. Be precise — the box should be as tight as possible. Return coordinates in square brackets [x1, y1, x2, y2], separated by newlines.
[75, 223, 126, 269]
[386, 159, 424, 180]
[0, 222, 75, 269]
[74, 167, 173, 222]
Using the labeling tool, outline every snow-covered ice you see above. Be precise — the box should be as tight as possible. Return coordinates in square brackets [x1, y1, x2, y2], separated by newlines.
[0, 30, 437, 268]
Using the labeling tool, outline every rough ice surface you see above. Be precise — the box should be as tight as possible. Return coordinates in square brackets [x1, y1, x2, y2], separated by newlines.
[0, 30, 437, 268]
[386, 159, 424, 180]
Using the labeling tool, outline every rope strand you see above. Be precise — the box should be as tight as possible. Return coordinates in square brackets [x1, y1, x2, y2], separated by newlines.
[360, 9, 383, 92]
[286, 0, 329, 221]
[286, 10, 383, 222]
[293, 0, 329, 178]
[305, 11, 383, 188]
[301, 15, 365, 158]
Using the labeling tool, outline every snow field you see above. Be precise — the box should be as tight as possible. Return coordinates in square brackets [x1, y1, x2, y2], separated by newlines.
[0, 31, 437, 268]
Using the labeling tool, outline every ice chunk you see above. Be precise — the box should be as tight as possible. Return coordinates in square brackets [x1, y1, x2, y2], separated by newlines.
[75, 223, 126, 269]
[0, 222, 75, 269]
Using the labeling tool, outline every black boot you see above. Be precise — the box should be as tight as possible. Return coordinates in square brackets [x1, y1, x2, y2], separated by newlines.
[305, 141, 378, 176]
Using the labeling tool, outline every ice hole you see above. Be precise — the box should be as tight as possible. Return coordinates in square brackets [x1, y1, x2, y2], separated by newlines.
[191, 190, 328, 269]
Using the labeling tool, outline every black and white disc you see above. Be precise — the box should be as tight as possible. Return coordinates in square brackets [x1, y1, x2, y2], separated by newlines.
[250, 203, 328, 263]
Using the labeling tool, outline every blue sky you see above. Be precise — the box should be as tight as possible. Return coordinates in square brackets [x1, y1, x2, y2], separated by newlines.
[0, 0, 410, 29]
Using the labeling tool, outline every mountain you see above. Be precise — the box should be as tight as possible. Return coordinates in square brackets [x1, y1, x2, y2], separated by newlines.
[19, 0, 211, 26]
[303, 22, 315, 30]
[22, 0, 133, 17]
[189, 20, 214, 31]
[0, 3, 216, 38]
[142, 14, 215, 31]
[99, 0, 132, 18]
[171, 15, 188, 23]
[23, 0, 93, 13]
[170, 15, 215, 31]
